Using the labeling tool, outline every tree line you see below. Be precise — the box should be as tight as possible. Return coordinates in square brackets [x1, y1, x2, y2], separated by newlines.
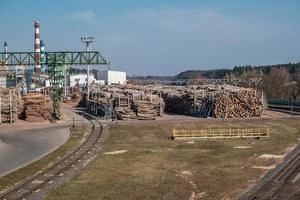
[176, 62, 300, 79]
[177, 63, 300, 105]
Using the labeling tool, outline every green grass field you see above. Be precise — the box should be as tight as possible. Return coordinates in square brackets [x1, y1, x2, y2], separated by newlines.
[0, 126, 86, 192]
[44, 117, 300, 200]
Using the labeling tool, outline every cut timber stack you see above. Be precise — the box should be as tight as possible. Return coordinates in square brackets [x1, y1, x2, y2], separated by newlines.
[0, 87, 24, 123]
[162, 93, 194, 115]
[213, 91, 263, 118]
[23, 93, 53, 122]
[88, 83, 264, 119]
[88, 84, 165, 120]
[159, 85, 264, 118]
[72, 92, 83, 103]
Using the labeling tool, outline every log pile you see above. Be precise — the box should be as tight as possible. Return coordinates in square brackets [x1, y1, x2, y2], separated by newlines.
[213, 91, 263, 118]
[88, 84, 264, 119]
[23, 93, 53, 122]
[0, 86, 24, 123]
[88, 84, 165, 120]
[158, 85, 264, 118]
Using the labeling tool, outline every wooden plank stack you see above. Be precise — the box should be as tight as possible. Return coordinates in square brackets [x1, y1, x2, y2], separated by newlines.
[23, 93, 53, 122]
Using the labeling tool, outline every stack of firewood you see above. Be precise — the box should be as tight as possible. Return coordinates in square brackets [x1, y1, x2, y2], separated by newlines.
[0, 86, 24, 123]
[23, 93, 53, 122]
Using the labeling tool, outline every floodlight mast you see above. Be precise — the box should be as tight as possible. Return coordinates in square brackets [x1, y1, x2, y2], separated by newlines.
[81, 36, 94, 100]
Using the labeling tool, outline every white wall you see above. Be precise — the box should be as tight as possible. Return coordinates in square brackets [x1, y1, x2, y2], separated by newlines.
[97, 71, 126, 85]
[0, 77, 6, 88]
[69, 74, 95, 87]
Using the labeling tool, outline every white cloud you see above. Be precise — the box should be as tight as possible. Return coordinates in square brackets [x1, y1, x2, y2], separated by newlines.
[66, 11, 96, 22]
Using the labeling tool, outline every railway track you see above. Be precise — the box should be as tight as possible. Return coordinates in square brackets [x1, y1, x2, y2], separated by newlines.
[0, 112, 103, 200]
[267, 107, 300, 116]
[240, 144, 300, 200]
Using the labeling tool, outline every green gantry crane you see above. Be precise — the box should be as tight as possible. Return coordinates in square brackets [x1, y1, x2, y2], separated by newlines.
[0, 51, 107, 118]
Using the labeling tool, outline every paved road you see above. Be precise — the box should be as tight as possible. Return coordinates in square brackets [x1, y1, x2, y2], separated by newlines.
[0, 124, 70, 177]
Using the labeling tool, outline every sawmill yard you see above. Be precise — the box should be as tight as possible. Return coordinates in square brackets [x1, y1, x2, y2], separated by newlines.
[44, 116, 300, 200]
[0, 83, 299, 199]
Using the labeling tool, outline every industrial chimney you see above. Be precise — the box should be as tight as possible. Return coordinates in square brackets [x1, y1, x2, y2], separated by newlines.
[34, 20, 41, 73]
[3, 42, 8, 67]
[4, 42, 8, 53]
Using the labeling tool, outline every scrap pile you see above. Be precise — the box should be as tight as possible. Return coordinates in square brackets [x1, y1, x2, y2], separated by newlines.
[23, 93, 53, 122]
[0, 86, 24, 123]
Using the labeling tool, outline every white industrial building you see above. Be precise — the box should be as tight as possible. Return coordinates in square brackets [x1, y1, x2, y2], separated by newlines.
[97, 70, 126, 85]
[69, 74, 95, 87]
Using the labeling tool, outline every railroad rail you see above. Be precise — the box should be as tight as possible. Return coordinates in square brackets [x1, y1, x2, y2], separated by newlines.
[267, 107, 300, 116]
[0, 112, 103, 200]
[239, 144, 300, 200]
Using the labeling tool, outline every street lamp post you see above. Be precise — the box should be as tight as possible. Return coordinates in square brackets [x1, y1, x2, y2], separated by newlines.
[81, 36, 94, 100]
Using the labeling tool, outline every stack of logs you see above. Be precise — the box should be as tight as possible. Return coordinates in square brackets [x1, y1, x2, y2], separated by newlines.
[0, 86, 24, 123]
[89, 85, 165, 120]
[88, 84, 263, 119]
[159, 85, 264, 118]
[23, 93, 53, 122]
[213, 91, 263, 118]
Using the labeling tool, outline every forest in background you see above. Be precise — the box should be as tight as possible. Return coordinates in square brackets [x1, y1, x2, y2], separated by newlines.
[176, 63, 300, 101]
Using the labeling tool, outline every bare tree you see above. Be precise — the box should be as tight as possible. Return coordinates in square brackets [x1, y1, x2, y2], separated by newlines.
[284, 68, 300, 113]
[262, 67, 290, 99]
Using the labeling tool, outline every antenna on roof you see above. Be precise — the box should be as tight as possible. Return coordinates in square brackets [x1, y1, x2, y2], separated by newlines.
[107, 61, 111, 71]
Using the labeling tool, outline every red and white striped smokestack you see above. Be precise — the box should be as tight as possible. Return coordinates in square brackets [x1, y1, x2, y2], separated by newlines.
[34, 20, 41, 73]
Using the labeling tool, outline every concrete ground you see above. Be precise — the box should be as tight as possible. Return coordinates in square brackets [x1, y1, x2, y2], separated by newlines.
[0, 103, 89, 178]
[0, 124, 70, 177]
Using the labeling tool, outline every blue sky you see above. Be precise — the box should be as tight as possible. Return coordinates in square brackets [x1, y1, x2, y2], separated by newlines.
[1, 0, 300, 75]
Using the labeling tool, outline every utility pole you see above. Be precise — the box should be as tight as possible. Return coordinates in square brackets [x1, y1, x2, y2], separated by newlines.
[64, 65, 67, 99]
[81, 36, 94, 101]
[9, 91, 12, 124]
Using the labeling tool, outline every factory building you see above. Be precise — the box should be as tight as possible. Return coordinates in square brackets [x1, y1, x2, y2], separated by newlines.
[97, 70, 126, 85]
[69, 74, 95, 87]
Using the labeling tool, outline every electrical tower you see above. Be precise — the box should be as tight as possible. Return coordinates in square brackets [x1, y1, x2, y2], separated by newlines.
[0, 51, 107, 118]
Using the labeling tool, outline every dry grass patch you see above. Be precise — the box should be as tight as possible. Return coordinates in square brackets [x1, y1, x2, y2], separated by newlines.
[45, 117, 300, 200]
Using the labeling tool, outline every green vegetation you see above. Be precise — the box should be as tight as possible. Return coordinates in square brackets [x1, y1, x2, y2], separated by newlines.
[0, 126, 86, 192]
[45, 118, 300, 200]
[176, 62, 300, 79]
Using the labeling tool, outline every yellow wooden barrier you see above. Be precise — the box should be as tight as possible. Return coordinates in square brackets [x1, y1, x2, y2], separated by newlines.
[173, 127, 270, 139]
